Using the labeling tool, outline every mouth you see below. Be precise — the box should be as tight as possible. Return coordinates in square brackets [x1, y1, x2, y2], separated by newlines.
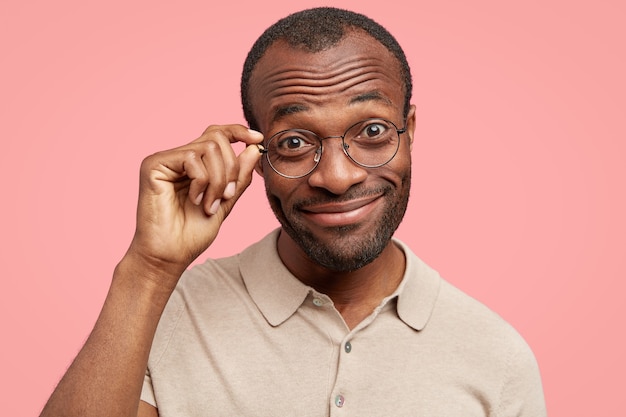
[299, 193, 384, 228]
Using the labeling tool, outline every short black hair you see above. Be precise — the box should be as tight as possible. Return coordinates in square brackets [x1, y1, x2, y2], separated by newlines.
[240, 7, 413, 131]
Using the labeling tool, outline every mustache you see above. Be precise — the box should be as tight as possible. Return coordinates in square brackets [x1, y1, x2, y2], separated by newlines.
[292, 184, 393, 210]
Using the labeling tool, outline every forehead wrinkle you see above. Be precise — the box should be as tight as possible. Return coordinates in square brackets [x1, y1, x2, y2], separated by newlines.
[252, 47, 404, 129]
[267, 72, 395, 105]
[268, 73, 392, 125]
[264, 66, 398, 100]
[263, 56, 389, 87]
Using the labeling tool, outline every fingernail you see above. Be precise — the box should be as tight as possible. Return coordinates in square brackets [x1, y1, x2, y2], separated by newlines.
[194, 192, 204, 206]
[224, 181, 236, 199]
[209, 199, 221, 215]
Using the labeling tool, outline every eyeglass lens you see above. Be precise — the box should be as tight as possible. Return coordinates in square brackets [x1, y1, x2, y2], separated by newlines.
[266, 119, 401, 178]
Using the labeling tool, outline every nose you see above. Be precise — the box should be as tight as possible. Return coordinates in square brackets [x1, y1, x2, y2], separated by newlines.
[307, 137, 368, 195]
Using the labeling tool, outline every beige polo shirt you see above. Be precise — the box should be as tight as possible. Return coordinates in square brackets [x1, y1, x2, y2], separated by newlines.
[141, 229, 546, 416]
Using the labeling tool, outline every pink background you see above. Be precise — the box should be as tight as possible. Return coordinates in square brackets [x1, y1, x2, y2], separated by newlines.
[1, 0, 624, 415]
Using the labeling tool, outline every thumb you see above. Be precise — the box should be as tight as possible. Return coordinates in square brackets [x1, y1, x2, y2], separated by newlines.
[236, 143, 264, 192]
[216, 144, 264, 219]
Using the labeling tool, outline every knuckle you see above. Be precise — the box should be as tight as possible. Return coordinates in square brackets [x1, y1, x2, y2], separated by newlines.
[183, 149, 201, 162]
[202, 124, 220, 134]
[202, 125, 230, 140]
[140, 152, 160, 172]
[203, 140, 221, 153]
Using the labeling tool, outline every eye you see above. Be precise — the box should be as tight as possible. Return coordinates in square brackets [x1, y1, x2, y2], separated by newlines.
[278, 136, 307, 150]
[361, 122, 388, 139]
[346, 120, 395, 148]
[270, 130, 318, 157]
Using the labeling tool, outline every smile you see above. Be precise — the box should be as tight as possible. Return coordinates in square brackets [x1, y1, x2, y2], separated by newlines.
[299, 194, 383, 227]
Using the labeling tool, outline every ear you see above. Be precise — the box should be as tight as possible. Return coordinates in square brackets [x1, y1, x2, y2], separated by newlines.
[405, 104, 416, 151]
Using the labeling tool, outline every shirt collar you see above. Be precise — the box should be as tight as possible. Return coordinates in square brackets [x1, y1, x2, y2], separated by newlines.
[240, 229, 310, 327]
[393, 240, 442, 331]
[240, 229, 441, 330]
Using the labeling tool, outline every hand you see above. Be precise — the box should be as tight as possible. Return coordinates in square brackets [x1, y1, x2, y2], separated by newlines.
[125, 124, 264, 283]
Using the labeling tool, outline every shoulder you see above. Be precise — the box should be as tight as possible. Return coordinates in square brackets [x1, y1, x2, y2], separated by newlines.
[148, 231, 283, 361]
[396, 238, 531, 351]
[397, 242, 545, 414]
[397, 238, 542, 377]
[170, 229, 282, 307]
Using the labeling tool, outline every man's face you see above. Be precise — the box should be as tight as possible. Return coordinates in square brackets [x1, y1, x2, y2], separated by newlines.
[249, 30, 416, 272]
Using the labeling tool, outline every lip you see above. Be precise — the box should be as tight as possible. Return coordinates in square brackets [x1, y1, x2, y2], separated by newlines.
[300, 194, 383, 227]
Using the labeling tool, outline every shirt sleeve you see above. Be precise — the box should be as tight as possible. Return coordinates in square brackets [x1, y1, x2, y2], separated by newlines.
[140, 367, 157, 407]
[138, 273, 188, 409]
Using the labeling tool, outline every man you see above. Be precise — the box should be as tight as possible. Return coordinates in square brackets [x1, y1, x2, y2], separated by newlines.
[40, 7, 546, 417]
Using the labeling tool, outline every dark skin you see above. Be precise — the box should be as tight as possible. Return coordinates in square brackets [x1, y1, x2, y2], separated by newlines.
[39, 30, 415, 417]
[250, 32, 415, 328]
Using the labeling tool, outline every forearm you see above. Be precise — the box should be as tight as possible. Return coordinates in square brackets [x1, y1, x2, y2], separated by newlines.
[40, 125, 261, 417]
[40, 256, 178, 417]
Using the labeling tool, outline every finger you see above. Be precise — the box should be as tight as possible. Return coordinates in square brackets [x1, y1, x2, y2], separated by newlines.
[180, 149, 211, 206]
[212, 131, 243, 200]
[199, 140, 230, 214]
[141, 148, 206, 197]
[237, 144, 265, 191]
[143, 125, 264, 214]
[189, 132, 248, 208]
[214, 144, 264, 219]
[192, 126, 263, 210]
[195, 124, 264, 146]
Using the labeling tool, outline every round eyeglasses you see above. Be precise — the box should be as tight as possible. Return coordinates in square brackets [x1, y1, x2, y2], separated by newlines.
[260, 118, 407, 179]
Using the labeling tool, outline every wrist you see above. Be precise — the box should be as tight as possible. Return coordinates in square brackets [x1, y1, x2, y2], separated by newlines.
[113, 249, 187, 303]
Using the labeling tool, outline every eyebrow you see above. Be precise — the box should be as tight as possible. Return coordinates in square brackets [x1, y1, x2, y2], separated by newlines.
[270, 91, 393, 124]
[272, 104, 310, 123]
[349, 91, 393, 106]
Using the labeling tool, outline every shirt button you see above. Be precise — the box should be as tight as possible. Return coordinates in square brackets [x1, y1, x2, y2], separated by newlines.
[335, 394, 345, 408]
[313, 298, 323, 307]
[344, 341, 352, 353]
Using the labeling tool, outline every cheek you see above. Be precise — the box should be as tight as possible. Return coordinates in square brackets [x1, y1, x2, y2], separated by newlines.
[263, 171, 299, 205]
[391, 144, 413, 181]
[379, 153, 412, 187]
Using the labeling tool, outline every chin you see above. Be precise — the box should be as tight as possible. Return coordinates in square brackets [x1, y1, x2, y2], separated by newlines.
[266, 169, 411, 272]
[271, 196, 408, 272]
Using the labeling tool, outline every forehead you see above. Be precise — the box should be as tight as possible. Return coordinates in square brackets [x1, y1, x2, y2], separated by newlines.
[248, 30, 405, 132]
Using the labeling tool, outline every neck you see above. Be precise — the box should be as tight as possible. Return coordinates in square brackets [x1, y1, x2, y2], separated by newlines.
[277, 230, 406, 329]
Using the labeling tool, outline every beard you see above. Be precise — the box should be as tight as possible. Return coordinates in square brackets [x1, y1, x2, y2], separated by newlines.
[266, 173, 411, 272]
